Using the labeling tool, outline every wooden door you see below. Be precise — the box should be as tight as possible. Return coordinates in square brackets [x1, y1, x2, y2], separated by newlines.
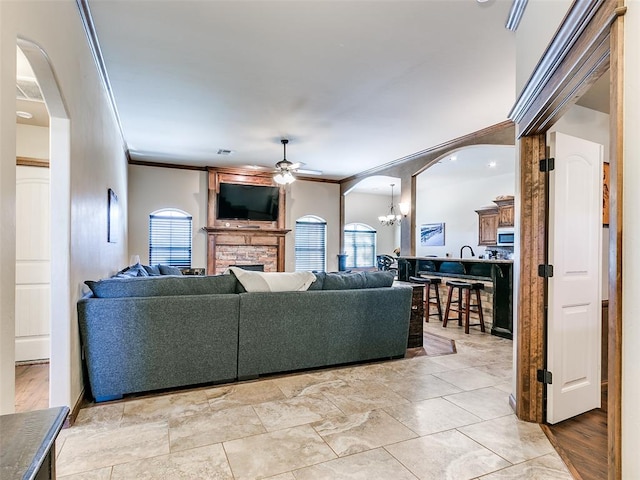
[547, 132, 602, 424]
[15, 166, 50, 361]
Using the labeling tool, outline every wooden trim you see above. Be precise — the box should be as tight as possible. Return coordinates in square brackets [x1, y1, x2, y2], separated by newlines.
[129, 158, 207, 171]
[340, 120, 514, 184]
[128, 159, 339, 183]
[540, 424, 585, 480]
[516, 134, 547, 424]
[607, 11, 623, 480]
[512, 2, 625, 477]
[509, 0, 618, 131]
[16, 156, 49, 168]
[65, 388, 85, 428]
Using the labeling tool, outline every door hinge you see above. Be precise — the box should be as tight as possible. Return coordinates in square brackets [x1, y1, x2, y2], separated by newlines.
[539, 157, 555, 172]
[538, 264, 554, 278]
[537, 369, 553, 384]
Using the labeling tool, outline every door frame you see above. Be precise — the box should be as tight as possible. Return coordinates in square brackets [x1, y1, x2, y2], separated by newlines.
[509, 1, 625, 479]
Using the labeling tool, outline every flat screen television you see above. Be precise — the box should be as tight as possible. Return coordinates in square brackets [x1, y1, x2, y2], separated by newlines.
[217, 182, 279, 221]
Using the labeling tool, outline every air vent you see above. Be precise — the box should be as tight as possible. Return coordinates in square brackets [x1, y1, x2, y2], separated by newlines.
[16, 77, 43, 101]
[217, 149, 234, 156]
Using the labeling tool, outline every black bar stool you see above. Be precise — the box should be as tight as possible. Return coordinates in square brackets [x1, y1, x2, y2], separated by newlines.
[408, 276, 442, 323]
[443, 280, 485, 334]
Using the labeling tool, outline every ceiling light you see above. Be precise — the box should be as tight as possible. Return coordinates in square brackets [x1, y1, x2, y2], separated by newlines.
[273, 139, 300, 185]
[16, 110, 33, 119]
[450, 156, 457, 162]
[378, 184, 402, 226]
[488, 161, 497, 168]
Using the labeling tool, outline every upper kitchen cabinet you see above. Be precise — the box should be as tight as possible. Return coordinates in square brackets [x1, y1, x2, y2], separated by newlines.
[476, 206, 499, 246]
[494, 196, 515, 227]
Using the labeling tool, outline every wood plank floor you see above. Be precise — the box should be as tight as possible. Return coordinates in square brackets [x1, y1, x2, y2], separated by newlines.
[15, 362, 49, 413]
[543, 408, 608, 480]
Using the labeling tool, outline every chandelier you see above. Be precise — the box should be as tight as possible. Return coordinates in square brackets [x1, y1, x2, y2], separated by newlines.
[378, 183, 403, 226]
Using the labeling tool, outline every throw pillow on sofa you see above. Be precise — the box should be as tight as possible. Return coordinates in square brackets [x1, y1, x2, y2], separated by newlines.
[227, 267, 316, 292]
[112, 263, 149, 278]
[158, 264, 183, 275]
[322, 271, 394, 290]
[85, 274, 237, 298]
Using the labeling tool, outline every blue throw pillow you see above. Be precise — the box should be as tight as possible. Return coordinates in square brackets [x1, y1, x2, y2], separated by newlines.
[142, 264, 161, 276]
[158, 264, 183, 275]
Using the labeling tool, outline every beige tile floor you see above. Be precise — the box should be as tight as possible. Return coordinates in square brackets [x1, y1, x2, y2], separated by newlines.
[56, 323, 574, 480]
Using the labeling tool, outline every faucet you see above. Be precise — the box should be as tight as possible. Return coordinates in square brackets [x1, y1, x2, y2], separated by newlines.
[460, 245, 475, 258]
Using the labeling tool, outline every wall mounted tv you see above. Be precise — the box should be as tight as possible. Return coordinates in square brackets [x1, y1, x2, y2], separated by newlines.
[217, 183, 280, 221]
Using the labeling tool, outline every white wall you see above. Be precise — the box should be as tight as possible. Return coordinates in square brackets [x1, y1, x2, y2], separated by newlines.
[623, 2, 640, 476]
[285, 180, 341, 272]
[1, 1, 128, 413]
[344, 191, 400, 258]
[16, 124, 49, 159]
[515, 0, 572, 96]
[128, 165, 208, 268]
[415, 172, 515, 258]
[549, 104, 610, 300]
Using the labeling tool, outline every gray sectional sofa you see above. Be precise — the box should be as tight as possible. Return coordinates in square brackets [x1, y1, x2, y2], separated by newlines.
[78, 271, 413, 402]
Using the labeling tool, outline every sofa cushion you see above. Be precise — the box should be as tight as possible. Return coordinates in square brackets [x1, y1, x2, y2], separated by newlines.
[322, 271, 394, 290]
[322, 271, 367, 290]
[228, 267, 316, 292]
[142, 264, 161, 276]
[307, 271, 325, 290]
[85, 274, 238, 298]
[113, 263, 149, 278]
[364, 271, 395, 288]
[158, 264, 183, 275]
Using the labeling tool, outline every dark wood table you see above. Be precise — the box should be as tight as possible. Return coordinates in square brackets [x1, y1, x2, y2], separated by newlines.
[0, 406, 69, 480]
[394, 281, 424, 348]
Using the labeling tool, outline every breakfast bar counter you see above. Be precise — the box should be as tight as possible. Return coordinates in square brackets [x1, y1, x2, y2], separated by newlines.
[397, 256, 513, 339]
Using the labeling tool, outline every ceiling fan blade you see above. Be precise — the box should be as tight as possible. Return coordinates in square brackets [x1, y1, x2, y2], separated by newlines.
[288, 162, 303, 170]
[296, 168, 323, 175]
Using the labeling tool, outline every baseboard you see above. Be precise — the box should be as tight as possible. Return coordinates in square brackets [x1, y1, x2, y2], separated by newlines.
[540, 423, 584, 480]
[65, 388, 85, 428]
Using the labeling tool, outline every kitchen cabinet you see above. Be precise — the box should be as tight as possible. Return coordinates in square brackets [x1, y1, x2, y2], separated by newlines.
[494, 197, 515, 227]
[476, 207, 499, 246]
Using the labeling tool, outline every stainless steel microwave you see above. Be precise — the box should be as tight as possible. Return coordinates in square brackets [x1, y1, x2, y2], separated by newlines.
[496, 227, 515, 246]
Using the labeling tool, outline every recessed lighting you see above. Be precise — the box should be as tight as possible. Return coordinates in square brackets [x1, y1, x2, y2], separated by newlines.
[450, 156, 457, 162]
[16, 110, 33, 119]
[488, 161, 497, 168]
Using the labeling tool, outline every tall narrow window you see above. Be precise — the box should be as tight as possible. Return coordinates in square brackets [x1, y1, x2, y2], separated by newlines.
[295, 215, 326, 272]
[149, 209, 192, 267]
[344, 223, 376, 268]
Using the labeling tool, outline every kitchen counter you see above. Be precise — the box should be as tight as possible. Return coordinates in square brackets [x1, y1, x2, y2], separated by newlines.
[398, 256, 513, 339]
[399, 256, 513, 264]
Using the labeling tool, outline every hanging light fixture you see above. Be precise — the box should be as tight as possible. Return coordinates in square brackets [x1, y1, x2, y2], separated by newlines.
[273, 139, 298, 185]
[378, 183, 402, 226]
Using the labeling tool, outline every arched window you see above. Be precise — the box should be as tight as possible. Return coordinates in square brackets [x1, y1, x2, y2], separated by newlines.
[149, 209, 192, 267]
[295, 215, 326, 272]
[344, 223, 376, 268]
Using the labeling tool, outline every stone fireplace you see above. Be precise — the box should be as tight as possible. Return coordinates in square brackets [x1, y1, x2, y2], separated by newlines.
[206, 168, 290, 274]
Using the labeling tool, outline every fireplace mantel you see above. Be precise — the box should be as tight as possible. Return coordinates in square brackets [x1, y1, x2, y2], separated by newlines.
[205, 227, 291, 274]
[206, 168, 291, 274]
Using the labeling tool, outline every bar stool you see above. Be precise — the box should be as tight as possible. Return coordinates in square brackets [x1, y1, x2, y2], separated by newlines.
[443, 280, 485, 334]
[408, 276, 443, 323]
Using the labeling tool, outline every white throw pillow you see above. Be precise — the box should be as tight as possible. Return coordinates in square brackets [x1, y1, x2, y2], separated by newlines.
[227, 267, 316, 292]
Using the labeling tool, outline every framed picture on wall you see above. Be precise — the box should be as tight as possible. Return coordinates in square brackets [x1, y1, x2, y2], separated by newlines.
[420, 223, 445, 246]
[108, 188, 119, 243]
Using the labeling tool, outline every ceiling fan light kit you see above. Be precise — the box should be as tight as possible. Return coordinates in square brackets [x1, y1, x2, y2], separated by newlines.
[273, 139, 297, 185]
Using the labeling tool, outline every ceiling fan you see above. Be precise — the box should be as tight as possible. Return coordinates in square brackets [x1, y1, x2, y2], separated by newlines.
[273, 139, 321, 184]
